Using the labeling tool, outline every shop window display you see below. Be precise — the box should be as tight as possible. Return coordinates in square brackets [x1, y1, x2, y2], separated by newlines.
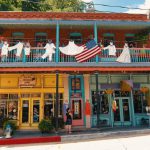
[133, 90, 147, 113]
[44, 93, 63, 119]
[91, 91, 109, 115]
[0, 94, 18, 120]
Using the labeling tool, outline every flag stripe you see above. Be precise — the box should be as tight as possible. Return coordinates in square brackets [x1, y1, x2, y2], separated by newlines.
[75, 45, 98, 59]
[77, 47, 101, 62]
[76, 46, 100, 61]
[75, 39, 101, 63]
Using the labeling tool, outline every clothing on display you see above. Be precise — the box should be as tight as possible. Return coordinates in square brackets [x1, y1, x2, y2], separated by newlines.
[116, 43, 131, 63]
[59, 41, 84, 56]
[1, 41, 9, 56]
[41, 43, 56, 61]
[103, 42, 116, 56]
[8, 42, 24, 57]
[24, 42, 31, 56]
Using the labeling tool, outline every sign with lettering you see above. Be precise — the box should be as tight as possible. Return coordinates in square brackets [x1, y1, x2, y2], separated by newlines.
[19, 75, 36, 87]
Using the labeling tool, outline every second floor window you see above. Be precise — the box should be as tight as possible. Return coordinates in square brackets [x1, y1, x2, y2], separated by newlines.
[35, 32, 47, 47]
[103, 33, 115, 47]
[69, 32, 82, 44]
[12, 32, 24, 45]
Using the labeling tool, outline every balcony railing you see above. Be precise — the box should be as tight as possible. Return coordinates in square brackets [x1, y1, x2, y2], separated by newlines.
[0, 48, 150, 63]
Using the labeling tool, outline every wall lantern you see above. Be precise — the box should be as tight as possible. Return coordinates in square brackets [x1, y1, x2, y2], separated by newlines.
[140, 87, 149, 93]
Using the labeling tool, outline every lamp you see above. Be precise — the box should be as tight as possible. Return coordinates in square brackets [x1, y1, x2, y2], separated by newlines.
[140, 87, 149, 93]
[105, 89, 114, 94]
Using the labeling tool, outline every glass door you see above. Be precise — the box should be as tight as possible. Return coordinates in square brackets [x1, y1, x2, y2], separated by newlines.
[20, 98, 41, 128]
[113, 98, 131, 126]
[31, 99, 40, 127]
[21, 99, 30, 127]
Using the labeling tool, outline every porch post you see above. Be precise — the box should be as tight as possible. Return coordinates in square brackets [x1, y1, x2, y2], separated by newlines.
[55, 71, 59, 132]
[94, 22, 99, 63]
[56, 21, 60, 63]
[95, 72, 100, 127]
[108, 74, 114, 127]
[129, 74, 136, 126]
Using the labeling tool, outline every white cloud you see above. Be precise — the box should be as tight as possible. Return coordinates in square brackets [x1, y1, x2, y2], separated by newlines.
[126, 0, 150, 14]
[82, 0, 93, 2]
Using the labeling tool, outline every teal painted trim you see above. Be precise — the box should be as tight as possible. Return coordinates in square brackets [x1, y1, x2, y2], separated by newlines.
[56, 22, 59, 63]
[70, 32, 82, 37]
[94, 22, 99, 63]
[12, 32, 24, 37]
[130, 90, 136, 126]
[108, 94, 113, 127]
[103, 33, 114, 37]
[68, 75, 85, 125]
[125, 33, 135, 37]
[22, 49, 26, 63]
[35, 32, 47, 36]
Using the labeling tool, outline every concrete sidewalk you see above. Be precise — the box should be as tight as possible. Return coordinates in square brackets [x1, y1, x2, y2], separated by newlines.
[1, 127, 150, 145]
[61, 127, 150, 142]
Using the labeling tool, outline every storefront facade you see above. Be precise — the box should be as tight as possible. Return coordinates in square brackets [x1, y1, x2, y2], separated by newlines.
[0, 74, 64, 129]
[0, 12, 150, 130]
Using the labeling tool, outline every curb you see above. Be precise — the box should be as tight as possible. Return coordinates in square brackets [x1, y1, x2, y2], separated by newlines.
[0, 136, 61, 145]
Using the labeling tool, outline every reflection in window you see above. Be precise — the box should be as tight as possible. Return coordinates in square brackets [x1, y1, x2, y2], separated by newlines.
[22, 100, 29, 123]
[133, 90, 147, 113]
[8, 101, 18, 120]
[33, 100, 40, 123]
[91, 91, 109, 115]
[44, 93, 63, 118]
[0, 94, 18, 120]
[71, 77, 81, 91]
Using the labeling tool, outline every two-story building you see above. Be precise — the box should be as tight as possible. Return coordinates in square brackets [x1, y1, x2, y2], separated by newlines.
[0, 12, 150, 130]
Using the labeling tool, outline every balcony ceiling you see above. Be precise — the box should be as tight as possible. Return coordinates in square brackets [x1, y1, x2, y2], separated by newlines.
[0, 19, 150, 30]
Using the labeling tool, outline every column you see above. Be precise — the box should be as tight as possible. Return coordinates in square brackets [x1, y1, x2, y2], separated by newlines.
[55, 71, 59, 132]
[84, 74, 91, 128]
[63, 74, 69, 121]
[56, 21, 60, 63]
[94, 22, 99, 63]
[95, 72, 100, 127]
[129, 74, 136, 126]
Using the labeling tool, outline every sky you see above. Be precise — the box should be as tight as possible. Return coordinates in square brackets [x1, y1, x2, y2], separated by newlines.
[82, 0, 150, 14]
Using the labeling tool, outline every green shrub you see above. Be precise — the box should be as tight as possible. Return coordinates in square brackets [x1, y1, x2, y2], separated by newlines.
[38, 119, 54, 133]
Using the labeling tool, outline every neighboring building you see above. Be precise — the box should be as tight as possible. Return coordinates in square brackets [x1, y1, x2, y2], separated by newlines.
[0, 12, 150, 130]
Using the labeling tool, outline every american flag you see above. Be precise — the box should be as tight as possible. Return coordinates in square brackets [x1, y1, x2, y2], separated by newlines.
[75, 39, 101, 63]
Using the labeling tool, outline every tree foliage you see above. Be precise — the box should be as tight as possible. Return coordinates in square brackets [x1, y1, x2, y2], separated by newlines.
[0, 0, 85, 12]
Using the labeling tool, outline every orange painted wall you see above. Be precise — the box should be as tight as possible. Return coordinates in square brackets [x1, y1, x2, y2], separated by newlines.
[2, 27, 140, 47]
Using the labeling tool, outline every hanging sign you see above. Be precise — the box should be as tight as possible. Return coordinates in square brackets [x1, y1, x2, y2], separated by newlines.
[19, 75, 36, 87]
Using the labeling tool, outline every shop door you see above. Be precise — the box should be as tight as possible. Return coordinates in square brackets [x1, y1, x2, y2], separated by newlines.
[71, 98, 84, 126]
[20, 98, 41, 128]
[113, 98, 131, 126]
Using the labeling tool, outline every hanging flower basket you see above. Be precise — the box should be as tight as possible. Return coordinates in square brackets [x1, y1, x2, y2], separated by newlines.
[140, 87, 149, 93]
[105, 89, 114, 94]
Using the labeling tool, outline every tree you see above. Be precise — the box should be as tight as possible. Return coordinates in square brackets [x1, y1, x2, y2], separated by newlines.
[0, 0, 85, 12]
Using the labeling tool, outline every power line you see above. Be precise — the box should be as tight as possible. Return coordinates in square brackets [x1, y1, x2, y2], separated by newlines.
[12, 0, 150, 11]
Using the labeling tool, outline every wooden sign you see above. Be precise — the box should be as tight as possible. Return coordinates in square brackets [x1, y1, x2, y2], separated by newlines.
[19, 75, 36, 87]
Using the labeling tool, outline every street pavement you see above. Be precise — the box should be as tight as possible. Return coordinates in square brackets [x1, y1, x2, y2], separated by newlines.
[0, 134, 150, 150]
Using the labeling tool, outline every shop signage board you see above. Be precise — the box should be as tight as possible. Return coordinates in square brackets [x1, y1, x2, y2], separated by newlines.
[19, 75, 36, 87]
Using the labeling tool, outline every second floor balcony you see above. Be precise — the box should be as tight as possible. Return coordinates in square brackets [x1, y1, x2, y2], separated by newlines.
[0, 47, 150, 68]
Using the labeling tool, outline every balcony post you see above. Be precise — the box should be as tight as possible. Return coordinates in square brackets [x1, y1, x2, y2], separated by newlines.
[55, 71, 59, 132]
[95, 72, 100, 127]
[94, 22, 99, 63]
[129, 74, 136, 127]
[56, 21, 60, 63]
[22, 48, 26, 63]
